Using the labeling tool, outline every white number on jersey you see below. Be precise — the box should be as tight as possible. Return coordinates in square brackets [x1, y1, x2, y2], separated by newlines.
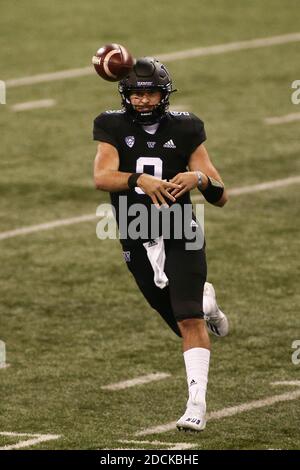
[135, 157, 163, 194]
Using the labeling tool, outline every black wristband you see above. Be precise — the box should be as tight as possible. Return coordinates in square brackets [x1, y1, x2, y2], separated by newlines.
[128, 173, 142, 189]
[201, 175, 224, 203]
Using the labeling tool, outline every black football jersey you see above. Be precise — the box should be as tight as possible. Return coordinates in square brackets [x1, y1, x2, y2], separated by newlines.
[93, 110, 206, 246]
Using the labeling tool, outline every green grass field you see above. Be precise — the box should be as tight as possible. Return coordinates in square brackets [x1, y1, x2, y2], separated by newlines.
[0, 0, 300, 450]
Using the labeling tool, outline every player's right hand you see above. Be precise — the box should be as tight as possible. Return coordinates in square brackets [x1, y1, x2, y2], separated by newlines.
[137, 174, 182, 207]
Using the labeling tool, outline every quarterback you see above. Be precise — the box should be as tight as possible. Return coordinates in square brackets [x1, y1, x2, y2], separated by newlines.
[93, 57, 229, 431]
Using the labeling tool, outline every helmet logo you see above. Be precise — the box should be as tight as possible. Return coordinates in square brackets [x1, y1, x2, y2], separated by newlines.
[125, 136, 135, 148]
[137, 81, 153, 86]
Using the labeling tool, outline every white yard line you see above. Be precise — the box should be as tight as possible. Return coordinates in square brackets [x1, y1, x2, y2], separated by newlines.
[101, 373, 171, 391]
[159, 32, 300, 62]
[0, 213, 97, 241]
[6, 66, 93, 88]
[0, 175, 299, 241]
[136, 389, 300, 436]
[0, 432, 61, 450]
[5, 32, 300, 88]
[226, 175, 300, 196]
[11, 99, 56, 112]
[193, 175, 300, 200]
[264, 112, 300, 125]
[271, 381, 300, 387]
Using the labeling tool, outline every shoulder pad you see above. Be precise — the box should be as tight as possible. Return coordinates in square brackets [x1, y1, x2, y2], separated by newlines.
[168, 111, 204, 127]
[169, 111, 190, 117]
[104, 109, 126, 114]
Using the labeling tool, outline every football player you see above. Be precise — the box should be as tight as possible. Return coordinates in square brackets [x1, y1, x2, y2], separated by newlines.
[93, 57, 229, 432]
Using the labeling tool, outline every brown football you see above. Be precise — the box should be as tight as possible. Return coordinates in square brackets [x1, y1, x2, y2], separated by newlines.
[92, 43, 134, 82]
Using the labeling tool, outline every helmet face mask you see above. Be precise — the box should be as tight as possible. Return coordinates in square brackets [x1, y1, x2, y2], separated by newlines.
[118, 57, 174, 125]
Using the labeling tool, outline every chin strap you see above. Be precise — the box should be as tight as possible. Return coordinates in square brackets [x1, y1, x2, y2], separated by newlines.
[123, 93, 169, 125]
[129, 107, 162, 125]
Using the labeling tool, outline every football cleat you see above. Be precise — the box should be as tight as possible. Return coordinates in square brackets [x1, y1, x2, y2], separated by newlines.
[176, 403, 206, 432]
[203, 282, 229, 337]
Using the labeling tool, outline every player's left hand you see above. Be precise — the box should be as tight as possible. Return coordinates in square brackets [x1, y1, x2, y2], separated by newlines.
[169, 172, 199, 199]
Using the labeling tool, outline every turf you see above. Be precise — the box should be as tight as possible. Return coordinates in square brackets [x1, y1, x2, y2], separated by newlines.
[0, 0, 299, 450]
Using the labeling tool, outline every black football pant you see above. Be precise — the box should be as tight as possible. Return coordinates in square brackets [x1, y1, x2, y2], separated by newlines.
[123, 239, 207, 337]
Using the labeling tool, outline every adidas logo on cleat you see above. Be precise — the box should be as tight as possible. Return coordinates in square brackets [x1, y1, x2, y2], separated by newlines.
[185, 417, 201, 424]
[206, 322, 220, 336]
[176, 402, 206, 432]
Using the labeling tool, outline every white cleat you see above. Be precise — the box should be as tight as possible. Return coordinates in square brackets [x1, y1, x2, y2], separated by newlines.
[176, 403, 206, 432]
[203, 282, 229, 337]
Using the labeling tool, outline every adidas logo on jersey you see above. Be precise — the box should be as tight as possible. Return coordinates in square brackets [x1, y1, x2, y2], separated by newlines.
[190, 379, 197, 386]
[163, 139, 176, 148]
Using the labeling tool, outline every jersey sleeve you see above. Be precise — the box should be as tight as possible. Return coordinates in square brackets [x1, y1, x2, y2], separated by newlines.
[93, 113, 119, 148]
[189, 114, 206, 153]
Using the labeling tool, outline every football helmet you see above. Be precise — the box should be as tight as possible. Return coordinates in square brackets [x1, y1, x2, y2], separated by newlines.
[118, 57, 174, 125]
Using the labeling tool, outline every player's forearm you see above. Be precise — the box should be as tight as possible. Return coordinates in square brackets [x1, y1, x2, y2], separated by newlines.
[94, 170, 132, 192]
[212, 188, 228, 207]
[196, 171, 228, 207]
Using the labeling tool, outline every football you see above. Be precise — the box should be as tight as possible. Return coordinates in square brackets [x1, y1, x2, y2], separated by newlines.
[92, 43, 134, 82]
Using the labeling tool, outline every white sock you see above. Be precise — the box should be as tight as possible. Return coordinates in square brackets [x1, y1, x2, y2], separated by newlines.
[183, 347, 210, 407]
